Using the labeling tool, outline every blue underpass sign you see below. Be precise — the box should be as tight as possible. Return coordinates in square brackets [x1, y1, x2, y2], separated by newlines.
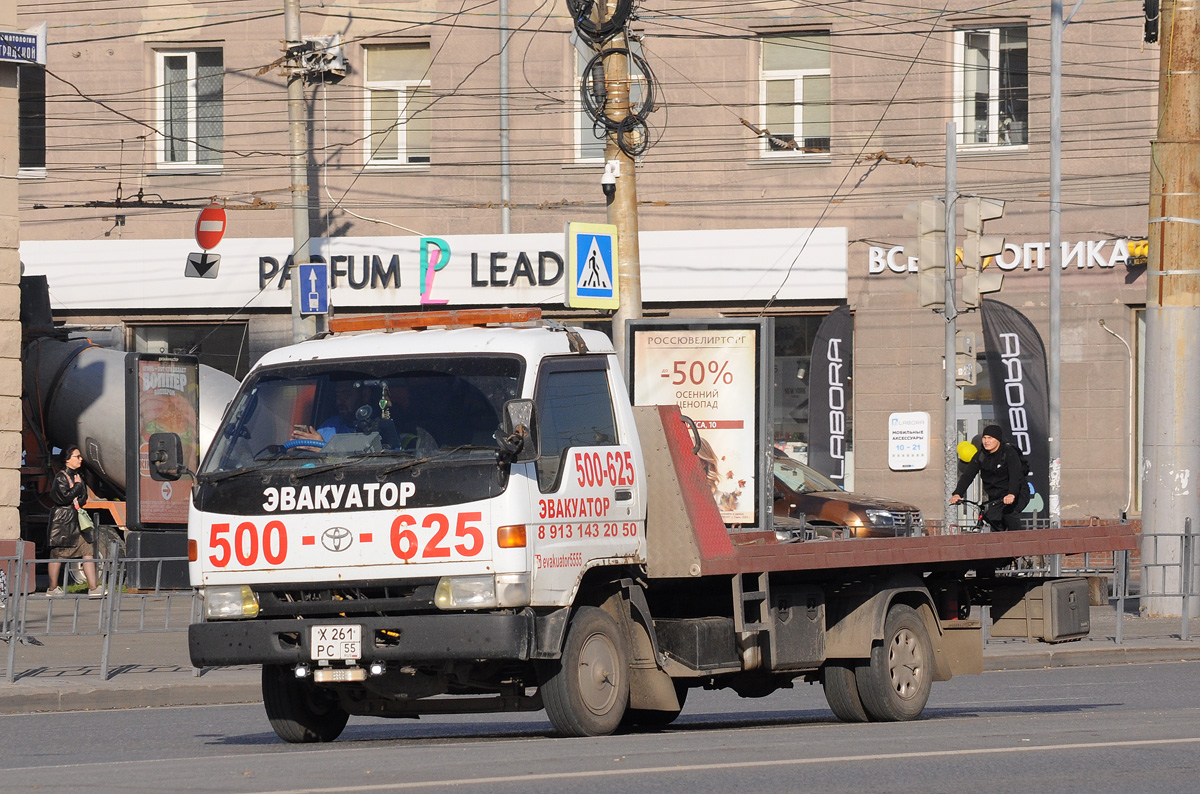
[565, 222, 619, 310]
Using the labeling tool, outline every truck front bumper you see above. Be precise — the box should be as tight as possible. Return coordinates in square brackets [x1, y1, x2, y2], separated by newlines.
[189, 610, 537, 668]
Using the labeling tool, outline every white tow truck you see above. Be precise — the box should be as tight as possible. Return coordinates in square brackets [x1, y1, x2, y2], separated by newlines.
[158, 308, 1135, 742]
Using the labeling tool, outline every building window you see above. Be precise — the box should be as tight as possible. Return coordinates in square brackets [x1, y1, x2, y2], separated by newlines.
[18, 64, 46, 171]
[574, 41, 647, 162]
[760, 33, 830, 155]
[155, 49, 224, 167]
[955, 27, 1028, 148]
[365, 44, 431, 165]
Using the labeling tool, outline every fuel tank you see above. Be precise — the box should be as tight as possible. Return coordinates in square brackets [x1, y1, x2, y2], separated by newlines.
[24, 337, 239, 492]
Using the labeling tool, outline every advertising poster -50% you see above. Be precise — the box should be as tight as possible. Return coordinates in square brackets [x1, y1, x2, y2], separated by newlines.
[633, 329, 758, 525]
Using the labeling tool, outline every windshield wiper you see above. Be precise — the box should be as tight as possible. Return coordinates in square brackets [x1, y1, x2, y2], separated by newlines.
[199, 466, 264, 485]
[290, 449, 417, 481]
[376, 444, 500, 477]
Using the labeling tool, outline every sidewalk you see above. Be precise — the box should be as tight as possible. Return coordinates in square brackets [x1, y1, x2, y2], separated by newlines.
[982, 606, 1200, 670]
[0, 592, 262, 714]
[0, 603, 1197, 716]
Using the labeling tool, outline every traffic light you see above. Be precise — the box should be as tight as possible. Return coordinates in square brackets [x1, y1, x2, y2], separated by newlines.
[904, 199, 946, 308]
[962, 196, 1005, 309]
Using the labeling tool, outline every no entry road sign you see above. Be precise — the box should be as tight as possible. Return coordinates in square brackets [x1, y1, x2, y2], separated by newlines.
[195, 204, 227, 250]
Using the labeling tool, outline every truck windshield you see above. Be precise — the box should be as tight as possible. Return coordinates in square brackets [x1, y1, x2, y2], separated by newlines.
[202, 355, 523, 475]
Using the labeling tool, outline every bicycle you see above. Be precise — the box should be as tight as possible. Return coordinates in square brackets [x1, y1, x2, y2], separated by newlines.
[955, 497, 1006, 533]
[956, 498, 1046, 572]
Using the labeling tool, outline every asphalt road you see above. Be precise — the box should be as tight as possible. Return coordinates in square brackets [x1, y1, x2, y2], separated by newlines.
[2, 660, 1199, 794]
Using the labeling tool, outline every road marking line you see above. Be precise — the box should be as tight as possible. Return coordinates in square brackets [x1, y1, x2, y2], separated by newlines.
[250, 736, 1200, 793]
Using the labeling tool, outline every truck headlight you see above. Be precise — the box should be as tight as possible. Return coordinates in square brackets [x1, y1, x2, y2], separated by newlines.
[434, 573, 530, 610]
[202, 585, 260, 619]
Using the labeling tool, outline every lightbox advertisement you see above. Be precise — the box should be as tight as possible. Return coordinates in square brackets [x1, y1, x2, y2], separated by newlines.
[630, 325, 761, 525]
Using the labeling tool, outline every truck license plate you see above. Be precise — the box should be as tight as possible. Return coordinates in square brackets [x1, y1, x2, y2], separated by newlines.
[310, 624, 362, 661]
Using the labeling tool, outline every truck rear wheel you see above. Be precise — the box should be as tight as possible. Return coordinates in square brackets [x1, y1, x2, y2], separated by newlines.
[538, 606, 630, 737]
[856, 604, 932, 721]
[261, 664, 349, 743]
[822, 662, 869, 722]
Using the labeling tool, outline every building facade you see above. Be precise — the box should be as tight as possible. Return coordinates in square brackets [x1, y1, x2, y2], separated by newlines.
[1, 6, 25, 540]
[14, 1, 1158, 524]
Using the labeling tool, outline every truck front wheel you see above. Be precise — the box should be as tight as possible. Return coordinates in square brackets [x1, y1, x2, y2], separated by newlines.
[538, 606, 630, 737]
[262, 664, 350, 743]
[856, 604, 933, 721]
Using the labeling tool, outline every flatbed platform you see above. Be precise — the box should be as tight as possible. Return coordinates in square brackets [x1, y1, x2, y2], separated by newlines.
[636, 404, 1138, 579]
[700, 523, 1137, 576]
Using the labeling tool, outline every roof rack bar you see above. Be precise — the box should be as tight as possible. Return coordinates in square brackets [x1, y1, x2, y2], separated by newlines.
[328, 307, 543, 334]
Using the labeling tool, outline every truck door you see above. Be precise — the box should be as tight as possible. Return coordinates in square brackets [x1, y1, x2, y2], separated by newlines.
[530, 356, 643, 603]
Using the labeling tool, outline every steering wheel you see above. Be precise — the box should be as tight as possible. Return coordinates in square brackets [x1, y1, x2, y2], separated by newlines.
[282, 438, 326, 451]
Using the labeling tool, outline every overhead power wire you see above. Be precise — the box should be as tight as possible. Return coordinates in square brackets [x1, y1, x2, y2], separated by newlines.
[15, 4, 1158, 223]
[758, 0, 957, 313]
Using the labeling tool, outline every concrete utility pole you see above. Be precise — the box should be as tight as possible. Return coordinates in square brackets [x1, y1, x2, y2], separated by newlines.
[285, 0, 319, 343]
[1143, 0, 1200, 617]
[943, 123, 959, 534]
[604, 25, 643, 368]
[1048, 0, 1063, 529]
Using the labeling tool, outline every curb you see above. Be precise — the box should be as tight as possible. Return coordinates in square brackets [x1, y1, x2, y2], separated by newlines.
[0, 678, 261, 715]
[983, 642, 1200, 671]
[0, 676, 261, 719]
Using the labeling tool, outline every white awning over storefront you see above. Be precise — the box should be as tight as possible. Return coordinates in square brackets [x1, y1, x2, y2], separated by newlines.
[21, 227, 847, 311]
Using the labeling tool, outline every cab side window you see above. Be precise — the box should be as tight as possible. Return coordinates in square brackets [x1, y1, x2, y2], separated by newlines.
[536, 362, 617, 492]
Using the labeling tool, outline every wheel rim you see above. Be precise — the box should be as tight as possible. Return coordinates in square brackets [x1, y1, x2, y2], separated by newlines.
[887, 627, 926, 700]
[578, 630, 620, 715]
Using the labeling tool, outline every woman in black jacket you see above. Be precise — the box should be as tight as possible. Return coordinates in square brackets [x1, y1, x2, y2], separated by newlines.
[46, 445, 103, 597]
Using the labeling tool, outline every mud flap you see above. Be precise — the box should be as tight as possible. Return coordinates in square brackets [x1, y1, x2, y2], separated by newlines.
[612, 580, 681, 712]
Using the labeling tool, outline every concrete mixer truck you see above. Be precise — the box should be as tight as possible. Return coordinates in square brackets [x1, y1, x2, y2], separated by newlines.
[19, 275, 239, 588]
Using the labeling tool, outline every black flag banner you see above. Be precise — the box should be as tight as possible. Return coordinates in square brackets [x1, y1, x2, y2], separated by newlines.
[981, 298, 1049, 518]
[808, 306, 853, 486]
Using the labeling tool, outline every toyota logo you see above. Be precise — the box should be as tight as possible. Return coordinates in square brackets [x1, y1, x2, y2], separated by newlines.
[321, 527, 354, 552]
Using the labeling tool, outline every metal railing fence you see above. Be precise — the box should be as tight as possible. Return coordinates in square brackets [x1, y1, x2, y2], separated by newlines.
[0, 541, 200, 682]
[1107, 519, 1198, 643]
[928, 516, 1198, 642]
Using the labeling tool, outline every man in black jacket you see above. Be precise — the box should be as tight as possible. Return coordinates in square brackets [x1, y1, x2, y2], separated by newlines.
[950, 424, 1030, 531]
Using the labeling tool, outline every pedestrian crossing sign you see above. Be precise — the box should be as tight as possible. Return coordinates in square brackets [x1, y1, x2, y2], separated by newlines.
[566, 222, 619, 309]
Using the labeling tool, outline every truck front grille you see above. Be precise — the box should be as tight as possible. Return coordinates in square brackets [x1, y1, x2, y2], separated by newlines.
[254, 580, 438, 617]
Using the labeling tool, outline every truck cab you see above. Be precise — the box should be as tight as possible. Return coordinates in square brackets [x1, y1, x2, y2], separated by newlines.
[186, 312, 649, 740]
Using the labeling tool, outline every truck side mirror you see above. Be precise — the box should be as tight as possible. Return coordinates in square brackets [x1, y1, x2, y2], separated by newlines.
[148, 432, 186, 481]
[495, 399, 538, 463]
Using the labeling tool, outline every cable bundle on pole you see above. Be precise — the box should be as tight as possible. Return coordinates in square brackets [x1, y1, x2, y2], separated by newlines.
[578, 47, 656, 157]
[567, 0, 634, 44]
[567, 0, 658, 157]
